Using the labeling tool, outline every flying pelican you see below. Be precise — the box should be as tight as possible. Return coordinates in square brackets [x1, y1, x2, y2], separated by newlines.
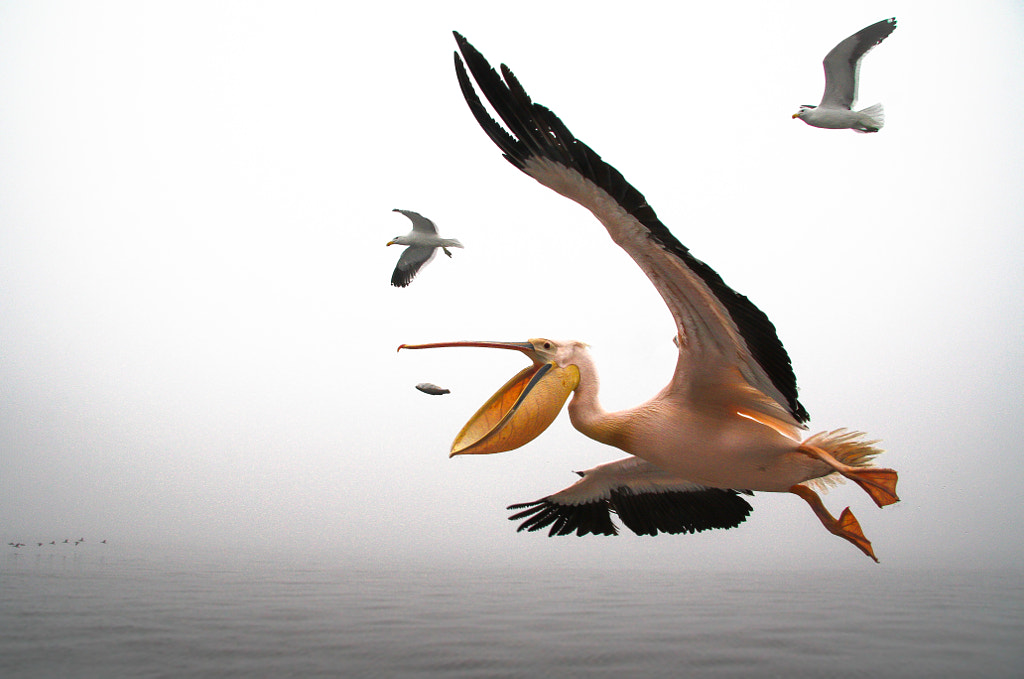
[792, 17, 897, 132]
[398, 33, 900, 561]
[387, 209, 463, 287]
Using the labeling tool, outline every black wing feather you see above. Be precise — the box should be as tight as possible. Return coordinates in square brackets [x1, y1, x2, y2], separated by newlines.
[507, 487, 753, 537]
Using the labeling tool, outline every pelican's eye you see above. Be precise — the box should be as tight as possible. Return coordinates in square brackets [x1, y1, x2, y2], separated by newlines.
[542, 341, 552, 350]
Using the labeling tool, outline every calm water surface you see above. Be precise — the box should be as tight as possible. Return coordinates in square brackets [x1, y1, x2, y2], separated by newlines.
[1, 547, 1021, 678]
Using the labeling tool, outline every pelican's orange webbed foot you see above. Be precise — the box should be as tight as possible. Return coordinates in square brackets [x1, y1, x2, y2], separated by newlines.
[798, 443, 900, 508]
[846, 467, 900, 508]
[790, 485, 879, 563]
[831, 506, 877, 562]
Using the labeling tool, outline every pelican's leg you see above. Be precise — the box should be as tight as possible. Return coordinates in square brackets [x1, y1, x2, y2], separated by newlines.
[789, 484, 878, 563]
[798, 443, 899, 508]
[442, 247, 453, 257]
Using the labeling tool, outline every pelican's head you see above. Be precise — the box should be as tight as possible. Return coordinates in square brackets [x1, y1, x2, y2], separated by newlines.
[792, 105, 816, 120]
[397, 338, 583, 456]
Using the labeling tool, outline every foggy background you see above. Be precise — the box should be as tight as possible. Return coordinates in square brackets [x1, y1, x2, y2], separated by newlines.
[2, 1, 1022, 571]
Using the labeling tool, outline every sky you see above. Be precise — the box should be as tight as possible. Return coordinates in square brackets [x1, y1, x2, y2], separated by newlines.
[2, 1, 1022, 572]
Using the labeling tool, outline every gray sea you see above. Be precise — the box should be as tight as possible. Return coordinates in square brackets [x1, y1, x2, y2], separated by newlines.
[1, 545, 1021, 678]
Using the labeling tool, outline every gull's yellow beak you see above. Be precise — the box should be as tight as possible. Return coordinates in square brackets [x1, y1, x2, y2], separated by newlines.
[398, 340, 580, 456]
[791, 112, 801, 119]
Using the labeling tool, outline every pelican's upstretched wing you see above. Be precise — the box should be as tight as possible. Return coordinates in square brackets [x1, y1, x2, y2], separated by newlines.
[393, 208, 439, 235]
[507, 457, 753, 536]
[820, 18, 897, 110]
[392, 246, 437, 287]
[453, 32, 808, 424]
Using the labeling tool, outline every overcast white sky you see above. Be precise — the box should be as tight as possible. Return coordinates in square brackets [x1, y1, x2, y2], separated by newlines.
[2, 1, 1022, 571]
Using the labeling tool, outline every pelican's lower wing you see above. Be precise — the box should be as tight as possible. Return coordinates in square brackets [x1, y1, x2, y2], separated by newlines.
[507, 457, 753, 537]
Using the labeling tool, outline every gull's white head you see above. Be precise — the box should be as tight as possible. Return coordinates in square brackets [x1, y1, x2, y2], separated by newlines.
[792, 105, 816, 120]
[386, 235, 412, 247]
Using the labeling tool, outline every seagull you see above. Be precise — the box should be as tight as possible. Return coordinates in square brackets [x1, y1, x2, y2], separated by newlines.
[386, 209, 463, 287]
[793, 17, 897, 132]
[398, 33, 899, 561]
[416, 383, 451, 395]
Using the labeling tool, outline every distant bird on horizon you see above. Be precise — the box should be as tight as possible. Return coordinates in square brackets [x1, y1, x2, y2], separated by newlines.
[415, 382, 451, 395]
[386, 209, 463, 287]
[793, 17, 897, 132]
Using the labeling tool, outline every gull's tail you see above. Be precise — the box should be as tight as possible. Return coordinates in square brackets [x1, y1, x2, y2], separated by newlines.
[854, 103, 885, 133]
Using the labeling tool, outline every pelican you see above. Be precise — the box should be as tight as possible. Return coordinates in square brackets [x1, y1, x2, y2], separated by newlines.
[387, 209, 463, 287]
[399, 33, 899, 561]
[792, 17, 897, 132]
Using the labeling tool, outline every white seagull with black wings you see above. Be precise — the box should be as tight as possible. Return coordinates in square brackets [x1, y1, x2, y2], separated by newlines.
[387, 209, 463, 287]
[793, 17, 897, 132]
[399, 33, 899, 561]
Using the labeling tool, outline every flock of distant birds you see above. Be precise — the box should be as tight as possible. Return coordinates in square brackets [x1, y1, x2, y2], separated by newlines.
[7, 538, 108, 548]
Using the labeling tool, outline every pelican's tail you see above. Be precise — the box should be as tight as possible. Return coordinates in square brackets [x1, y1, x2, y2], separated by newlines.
[802, 428, 884, 492]
[853, 103, 884, 133]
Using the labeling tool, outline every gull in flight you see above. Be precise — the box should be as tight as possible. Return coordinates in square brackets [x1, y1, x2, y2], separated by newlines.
[793, 17, 897, 132]
[399, 33, 899, 561]
[387, 209, 463, 287]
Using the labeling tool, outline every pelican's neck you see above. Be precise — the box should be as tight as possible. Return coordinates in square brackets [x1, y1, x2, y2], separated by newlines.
[566, 354, 629, 450]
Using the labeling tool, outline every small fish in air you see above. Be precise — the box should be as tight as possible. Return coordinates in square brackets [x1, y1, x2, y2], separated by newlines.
[415, 383, 451, 396]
